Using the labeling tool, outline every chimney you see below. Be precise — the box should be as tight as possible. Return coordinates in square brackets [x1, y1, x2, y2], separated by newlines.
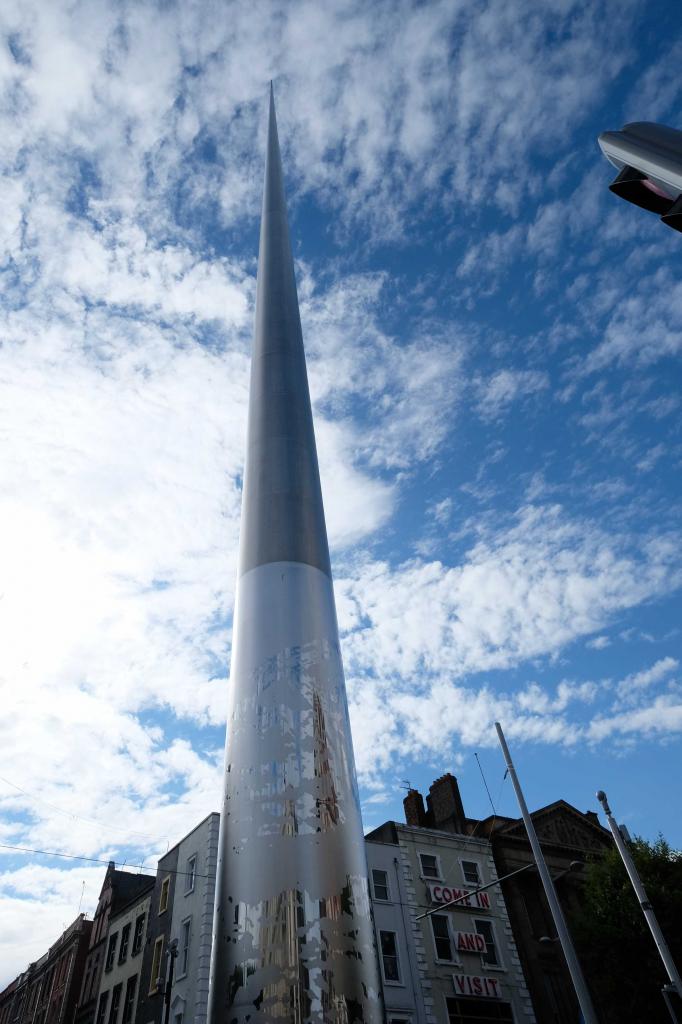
[427, 774, 466, 832]
[403, 788, 427, 827]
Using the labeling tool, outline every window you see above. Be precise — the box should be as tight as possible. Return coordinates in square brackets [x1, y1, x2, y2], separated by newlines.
[118, 923, 131, 963]
[371, 868, 389, 901]
[462, 860, 481, 886]
[95, 992, 109, 1024]
[105, 933, 118, 971]
[419, 853, 440, 879]
[132, 914, 145, 955]
[121, 976, 137, 1024]
[430, 913, 454, 962]
[475, 919, 500, 966]
[446, 997, 513, 1023]
[149, 937, 164, 994]
[379, 930, 401, 983]
[180, 918, 191, 977]
[81, 964, 92, 1005]
[159, 877, 170, 914]
[185, 855, 197, 894]
[108, 985, 122, 1024]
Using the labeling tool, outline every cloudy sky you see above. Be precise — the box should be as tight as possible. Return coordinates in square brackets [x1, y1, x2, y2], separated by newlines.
[1, 0, 681, 982]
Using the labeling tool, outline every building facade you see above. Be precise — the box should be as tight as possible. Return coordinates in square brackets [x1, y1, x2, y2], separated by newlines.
[167, 813, 219, 1024]
[135, 845, 180, 1024]
[0, 915, 92, 1024]
[404, 774, 612, 1024]
[92, 882, 154, 1024]
[477, 801, 612, 1023]
[76, 865, 155, 1024]
[367, 819, 536, 1024]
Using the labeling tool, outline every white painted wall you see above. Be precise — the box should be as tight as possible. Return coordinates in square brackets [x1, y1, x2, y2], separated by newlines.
[168, 812, 219, 1024]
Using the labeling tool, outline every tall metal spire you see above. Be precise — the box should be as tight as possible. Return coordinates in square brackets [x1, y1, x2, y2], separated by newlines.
[240, 82, 331, 579]
[207, 89, 383, 1024]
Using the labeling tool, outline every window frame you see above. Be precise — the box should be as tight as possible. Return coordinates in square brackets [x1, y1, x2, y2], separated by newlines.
[379, 929, 402, 986]
[159, 876, 171, 914]
[95, 991, 109, 1024]
[178, 917, 191, 978]
[121, 975, 137, 1024]
[132, 913, 145, 956]
[371, 868, 390, 902]
[445, 993, 514, 1023]
[460, 859, 482, 887]
[184, 855, 197, 895]
[430, 912, 459, 965]
[474, 917, 503, 969]
[105, 933, 118, 972]
[107, 984, 122, 1024]
[149, 936, 164, 995]
[118, 923, 131, 964]
[418, 852, 442, 880]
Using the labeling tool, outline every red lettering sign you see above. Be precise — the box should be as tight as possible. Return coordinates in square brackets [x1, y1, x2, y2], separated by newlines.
[452, 975, 501, 1000]
[454, 931, 486, 953]
[429, 883, 488, 910]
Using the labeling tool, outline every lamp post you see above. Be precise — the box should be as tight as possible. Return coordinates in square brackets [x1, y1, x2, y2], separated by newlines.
[496, 722, 598, 1024]
[597, 789, 682, 1021]
[163, 939, 178, 1024]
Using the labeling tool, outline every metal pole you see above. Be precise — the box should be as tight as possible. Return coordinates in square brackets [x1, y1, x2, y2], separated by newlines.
[163, 940, 178, 1024]
[495, 722, 599, 1024]
[662, 985, 680, 1024]
[597, 790, 682, 1003]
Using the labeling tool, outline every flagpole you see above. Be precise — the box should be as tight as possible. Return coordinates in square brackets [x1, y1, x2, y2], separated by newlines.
[495, 722, 599, 1024]
[597, 789, 682, 1014]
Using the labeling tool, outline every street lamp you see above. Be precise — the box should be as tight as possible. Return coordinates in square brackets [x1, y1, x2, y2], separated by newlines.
[596, 790, 682, 1023]
[163, 939, 179, 1024]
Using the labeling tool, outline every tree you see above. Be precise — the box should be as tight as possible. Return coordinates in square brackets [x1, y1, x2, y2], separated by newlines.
[568, 835, 682, 1023]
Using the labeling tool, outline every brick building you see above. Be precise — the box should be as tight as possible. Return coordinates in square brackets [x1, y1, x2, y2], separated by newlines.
[0, 915, 92, 1024]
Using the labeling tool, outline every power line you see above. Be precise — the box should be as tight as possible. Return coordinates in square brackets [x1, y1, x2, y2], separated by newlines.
[474, 751, 497, 817]
[0, 842, 212, 880]
[0, 774, 170, 846]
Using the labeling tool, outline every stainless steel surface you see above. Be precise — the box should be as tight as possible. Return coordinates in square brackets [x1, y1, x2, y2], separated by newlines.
[495, 723, 599, 1024]
[240, 85, 331, 579]
[207, 88, 382, 1024]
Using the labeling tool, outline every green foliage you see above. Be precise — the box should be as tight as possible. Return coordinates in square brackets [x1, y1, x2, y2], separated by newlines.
[568, 835, 682, 1024]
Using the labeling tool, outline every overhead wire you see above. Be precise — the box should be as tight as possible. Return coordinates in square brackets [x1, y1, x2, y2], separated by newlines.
[469, 750, 507, 837]
[0, 842, 211, 880]
[0, 773, 170, 847]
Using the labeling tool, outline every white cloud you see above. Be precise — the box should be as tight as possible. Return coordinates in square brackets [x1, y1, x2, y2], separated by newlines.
[584, 271, 682, 372]
[476, 369, 549, 421]
[0, 864, 113, 982]
[340, 504, 681, 682]
[587, 635, 611, 650]
[616, 656, 679, 704]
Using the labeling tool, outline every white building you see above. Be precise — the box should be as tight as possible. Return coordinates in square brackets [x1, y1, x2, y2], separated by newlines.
[167, 812, 219, 1024]
[366, 820, 535, 1024]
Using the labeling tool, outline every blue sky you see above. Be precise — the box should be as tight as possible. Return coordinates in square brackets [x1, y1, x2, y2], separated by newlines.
[1, 0, 681, 982]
